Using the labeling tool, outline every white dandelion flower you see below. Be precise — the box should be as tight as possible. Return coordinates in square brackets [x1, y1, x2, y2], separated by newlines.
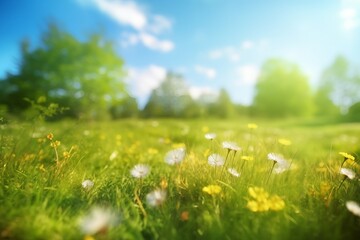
[346, 201, 360, 217]
[79, 207, 118, 235]
[82, 180, 94, 190]
[205, 133, 217, 140]
[208, 154, 225, 166]
[222, 141, 241, 151]
[267, 153, 285, 163]
[130, 164, 150, 178]
[273, 159, 291, 174]
[146, 189, 167, 207]
[165, 147, 186, 165]
[228, 168, 240, 177]
[340, 168, 356, 180]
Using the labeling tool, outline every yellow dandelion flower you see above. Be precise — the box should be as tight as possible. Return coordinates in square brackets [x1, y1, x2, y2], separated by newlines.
[50, 140, 61, 148]
[247, 123, 258, 129]
[63, 151, 70, 159]
[172, 143, 186, 149]
[46, 133, 54, 141]
[247, 200, 270, 212]
[160, 178, 168, 189]
[241, 156, 254, 161]
[202, 126, 209, 133]
[202, 185, 222, 196]
[339, 152, 355, 161]
[248, 187, 269, 201]
[268, 195, 285, 211]
[278, 138, 292, 146]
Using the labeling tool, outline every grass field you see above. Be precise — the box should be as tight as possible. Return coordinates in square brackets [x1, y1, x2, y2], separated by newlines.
[1, 118, 360, 240]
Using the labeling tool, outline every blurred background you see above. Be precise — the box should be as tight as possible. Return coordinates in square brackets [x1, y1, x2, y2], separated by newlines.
[0, 0, 359, 120]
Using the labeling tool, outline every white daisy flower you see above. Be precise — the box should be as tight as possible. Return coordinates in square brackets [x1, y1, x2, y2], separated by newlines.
[146, 189, 167, 207]
[346, 201, 360, 217]
[222, 141, 241, 151]
[205, 133, 217, 140]
[79, 207, 118, 235]
[228, 168, 240, 177]
[208, 154, 225, 166]
[130, 164, 150, 178]
[82, 179, 94, 190]
[340, 168, 356, 180]
[267, 153, 285, 163]
[164, 147, 186, 165]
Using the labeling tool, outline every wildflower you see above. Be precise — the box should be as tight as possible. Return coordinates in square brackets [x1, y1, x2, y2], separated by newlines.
[205, 133, 217, 140]
[248, 187, 269, 201]
[63, 151, 70, 159]
[222, 141, 241, 152]
[228, 168, 240, 177]
[208, 154, 225, 166]
[278, 138, 292, 146]
[241, 156, 254, 161]
[247, 123, 258, 129]
[339, 152, 355, 161]
[247, 200, 270, 212]
[165, 147, 186, 165]
[79, 207, 118, 235]
[146, 189, 167, 207]
[202, 185, 222, 196]
[109, 151, 118, 161]
[273, 159, 291, 174]
[46, 133, 54, 140]
[160, 178, 168, 189]
[180, 211, 189, 221]
[267, 153, 285, 163]
[50, 140, 61, 148]
[130, 164, 150, 178]
[268, 195, 285, 211]
[340, 167, 356, 180]
[346, 201, 360, 217]
[82, 180, 94, 190]
[147, 148, 159, 155]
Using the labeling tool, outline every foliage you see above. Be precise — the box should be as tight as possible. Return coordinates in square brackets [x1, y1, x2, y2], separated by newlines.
[207, 88, 235, 118]
[319, 56, 360, 114]
[0, 23, 127, 120]
[253, 59, 313, 118]
[142, 72, 199, 118]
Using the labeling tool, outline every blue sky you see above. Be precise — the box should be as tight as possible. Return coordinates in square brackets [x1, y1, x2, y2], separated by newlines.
[0, 0, 359, 106]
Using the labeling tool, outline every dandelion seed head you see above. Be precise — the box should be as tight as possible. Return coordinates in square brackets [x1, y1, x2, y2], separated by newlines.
[205, 133, 217, 140]
[130, 164, 150, 178]
[146, 189, 167, 207]
[346, 201, 360, 217]
[79, 207, 118, 235]
[228, 168, 240, 177]
[267, 153, 285, 163]
[165, 147, 186, 165]
[340, 167, 356, 180]
[222, 141, 241, 151]
[208, 154, 225, 166]
[82, 180, 94, 190]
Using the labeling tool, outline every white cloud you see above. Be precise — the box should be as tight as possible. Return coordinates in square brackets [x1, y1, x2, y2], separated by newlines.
[127, 65, 167, 98]
[241, 40, 254, 49]
[209, 46, 240, 62]
[340, 8, 359, 30]
[235, 65, 260, 86]
[93, 0, 147, 30]
[194, 65, 217, 79]
[81, 0, 175, 52]
[189, 86, 218, 100]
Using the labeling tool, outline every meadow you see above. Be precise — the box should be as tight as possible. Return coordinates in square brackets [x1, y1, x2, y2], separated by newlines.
[1, 118, 360, 240]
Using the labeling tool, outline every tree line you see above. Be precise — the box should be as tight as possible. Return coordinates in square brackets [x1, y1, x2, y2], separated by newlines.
[1, 24, 360, 121]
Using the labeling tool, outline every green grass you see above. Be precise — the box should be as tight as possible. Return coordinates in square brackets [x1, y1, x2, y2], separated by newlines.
[1, 118, 360, 240]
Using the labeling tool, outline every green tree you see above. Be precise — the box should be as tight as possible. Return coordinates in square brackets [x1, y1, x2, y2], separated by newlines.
[208, 88, 235, 118]
[142, 72, 195, 118]
[318, 56, 360, 114]
[109, 96, 139, 119]
[1, 23, 127, 120]
[253, 59, 313, 118]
